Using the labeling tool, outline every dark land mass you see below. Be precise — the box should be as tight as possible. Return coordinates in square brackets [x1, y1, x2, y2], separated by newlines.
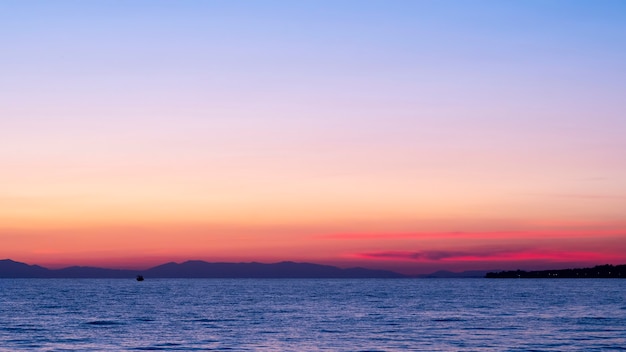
[0, 259, 405, 278]
[144, 260, 405, 278]
[486, 264, 626, 278]
[0, 259, 50, 278]
[5, 259, 624, 279]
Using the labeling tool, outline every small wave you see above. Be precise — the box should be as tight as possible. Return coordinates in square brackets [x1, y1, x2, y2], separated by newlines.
[85, 320, 124, 326]
[577, 316, 613, 325]
[191, 318, 238, 323]
[381, 322, 401, 326]
[8, 342, 43, 349]
[432, 317, 465, 322]
[132, 346, 207, 351]
[40, 305, 64, 309]
[135, 317, 155, 322]
[132, 345, 189, 351]
[581, 316, 609, 320]
[192, 318, 220, 323]
[464, 326, 498, 330]
[56, 337, 91, 344]
[2, 326, 44, 332]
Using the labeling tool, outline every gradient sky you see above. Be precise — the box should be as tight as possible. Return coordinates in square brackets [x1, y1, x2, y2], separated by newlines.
[2, 1, 626, 274]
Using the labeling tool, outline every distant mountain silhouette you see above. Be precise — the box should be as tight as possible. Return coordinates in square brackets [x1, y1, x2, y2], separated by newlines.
[0, 259, 50, 278]
[146, 261, 404, 278]
[5, 259, 624, 279]
[0, 259, 405, 278]
[486, 264, 626, 278]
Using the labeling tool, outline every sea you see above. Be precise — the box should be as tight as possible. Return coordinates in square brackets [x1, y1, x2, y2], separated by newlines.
[0, 279, 624, 351]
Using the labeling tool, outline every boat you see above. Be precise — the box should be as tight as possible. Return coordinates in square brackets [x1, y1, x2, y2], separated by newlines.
[136, 275, 144, 281]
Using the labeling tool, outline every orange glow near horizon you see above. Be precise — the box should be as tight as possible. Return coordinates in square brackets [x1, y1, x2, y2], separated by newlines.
[3, 222, 626, 274]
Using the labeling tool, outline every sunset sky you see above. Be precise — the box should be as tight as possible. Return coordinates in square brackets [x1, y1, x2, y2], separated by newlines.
[2, 1, 626, 274]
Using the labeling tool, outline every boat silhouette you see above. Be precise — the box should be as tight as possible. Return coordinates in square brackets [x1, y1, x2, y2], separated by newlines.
[136, 275, 144, 281]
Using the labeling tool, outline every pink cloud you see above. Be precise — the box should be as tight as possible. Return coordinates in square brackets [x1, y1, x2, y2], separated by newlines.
[354, 249, 623, 263]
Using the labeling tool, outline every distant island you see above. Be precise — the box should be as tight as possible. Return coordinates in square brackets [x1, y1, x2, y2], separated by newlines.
[486, 264, 626, 278]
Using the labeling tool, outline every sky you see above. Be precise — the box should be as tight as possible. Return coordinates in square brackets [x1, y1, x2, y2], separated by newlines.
[1, 1, 626, 274]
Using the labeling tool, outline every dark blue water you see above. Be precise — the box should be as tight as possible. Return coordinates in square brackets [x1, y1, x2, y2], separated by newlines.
[1, 279, 625, 351]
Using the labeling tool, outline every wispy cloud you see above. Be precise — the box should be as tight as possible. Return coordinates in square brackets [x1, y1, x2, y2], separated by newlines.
[354, 249, 621, 263]
[317, 229, 626, 241]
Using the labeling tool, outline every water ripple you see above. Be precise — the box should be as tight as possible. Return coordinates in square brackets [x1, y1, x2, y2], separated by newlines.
[0, 278, 624, 351]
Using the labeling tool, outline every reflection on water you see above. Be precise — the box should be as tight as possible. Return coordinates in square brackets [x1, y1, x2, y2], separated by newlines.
[1, 279, 625, 351]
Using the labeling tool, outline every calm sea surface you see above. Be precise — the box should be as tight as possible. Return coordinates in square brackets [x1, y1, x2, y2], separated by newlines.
[0, 279, 625, 351]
